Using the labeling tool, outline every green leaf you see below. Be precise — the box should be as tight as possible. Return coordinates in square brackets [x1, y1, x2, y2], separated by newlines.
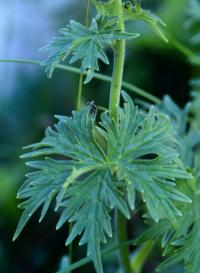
[14, 106, 129, 273]
[15, 92, 191, 273]
[157, 95, 200, 168]
[13, 158, 76, 241]
[135, 96, 200, 273]
[98, 91, 191, 224]
[143, 172, 200, 273]
[40, 16, 139, 83]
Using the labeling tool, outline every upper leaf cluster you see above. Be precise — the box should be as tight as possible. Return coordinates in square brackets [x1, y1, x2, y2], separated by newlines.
[40, 16, 139, 83]
[91, 0, 168, 42]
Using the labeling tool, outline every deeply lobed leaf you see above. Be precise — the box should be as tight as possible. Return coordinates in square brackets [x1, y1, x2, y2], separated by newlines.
[137, 172, 200, 273]
[136, 97, 200, 273]
[15, 92, 191, 273]
[40, 16, 139, 83]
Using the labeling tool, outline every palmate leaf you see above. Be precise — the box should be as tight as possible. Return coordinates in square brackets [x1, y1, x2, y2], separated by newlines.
[137, 171, 200, 273]
[136, 97, 200, 273]
[15, 92, 191, 273]
[40, 16, 139, 83]
[14, 106, 129, 273]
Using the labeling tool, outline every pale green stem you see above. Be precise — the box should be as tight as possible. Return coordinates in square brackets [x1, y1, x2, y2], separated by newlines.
[109, 0, 125, 121]
[109, 1, 133, 273]
[131, 241, 154, 273]
[167, 34, 197, 60]
[76, 73, 84, 111]
[116, 211, 133, 273]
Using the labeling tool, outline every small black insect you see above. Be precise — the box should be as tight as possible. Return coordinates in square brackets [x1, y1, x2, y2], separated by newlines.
[87, 101, 97, 113]
[122, 0, 132, 9]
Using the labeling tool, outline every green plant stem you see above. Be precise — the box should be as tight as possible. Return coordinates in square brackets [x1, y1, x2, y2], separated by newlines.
[0, 58, 160, 103]
[76, 0, 90, 110]
[76, 74, 83, 111]
[109, 0, 126, 121]
[131, 241, 154, 273]
[109, 1, 133, 273]
[116, 211, 133, 273]
[167, 34, 196, 60]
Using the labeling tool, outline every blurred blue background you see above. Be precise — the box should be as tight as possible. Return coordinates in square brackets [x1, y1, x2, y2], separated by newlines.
[0, 0, 197, 272]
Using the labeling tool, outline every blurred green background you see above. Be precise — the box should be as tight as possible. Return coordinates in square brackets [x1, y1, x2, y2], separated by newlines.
[0, 0, 199, 272]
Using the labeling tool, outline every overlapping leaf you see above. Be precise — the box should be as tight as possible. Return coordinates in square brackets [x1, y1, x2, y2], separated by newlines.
[185, 0, 200, 129]
[157, 95, 200, 167]
[14, 106, 129, 273]
[137, 171, 200, 273]
[15, 92, 191, 273]
[40, 16, 139, 83]
[136, 97, 200, 273]
[97, 92, 191, 223]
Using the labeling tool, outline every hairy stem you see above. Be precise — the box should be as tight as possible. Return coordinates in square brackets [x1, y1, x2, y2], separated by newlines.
[109, 1, 132, 273]
[109, 0, 126, 121]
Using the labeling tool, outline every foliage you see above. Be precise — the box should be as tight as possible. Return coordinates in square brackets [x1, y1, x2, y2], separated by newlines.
[137, 97, 200, 273]
[40, 15, 139, 83]
[185, 0, 200, 128]
[91, 0, 168, 42]
[14, 92, 191, 273]
[12, 1, 200, 273]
